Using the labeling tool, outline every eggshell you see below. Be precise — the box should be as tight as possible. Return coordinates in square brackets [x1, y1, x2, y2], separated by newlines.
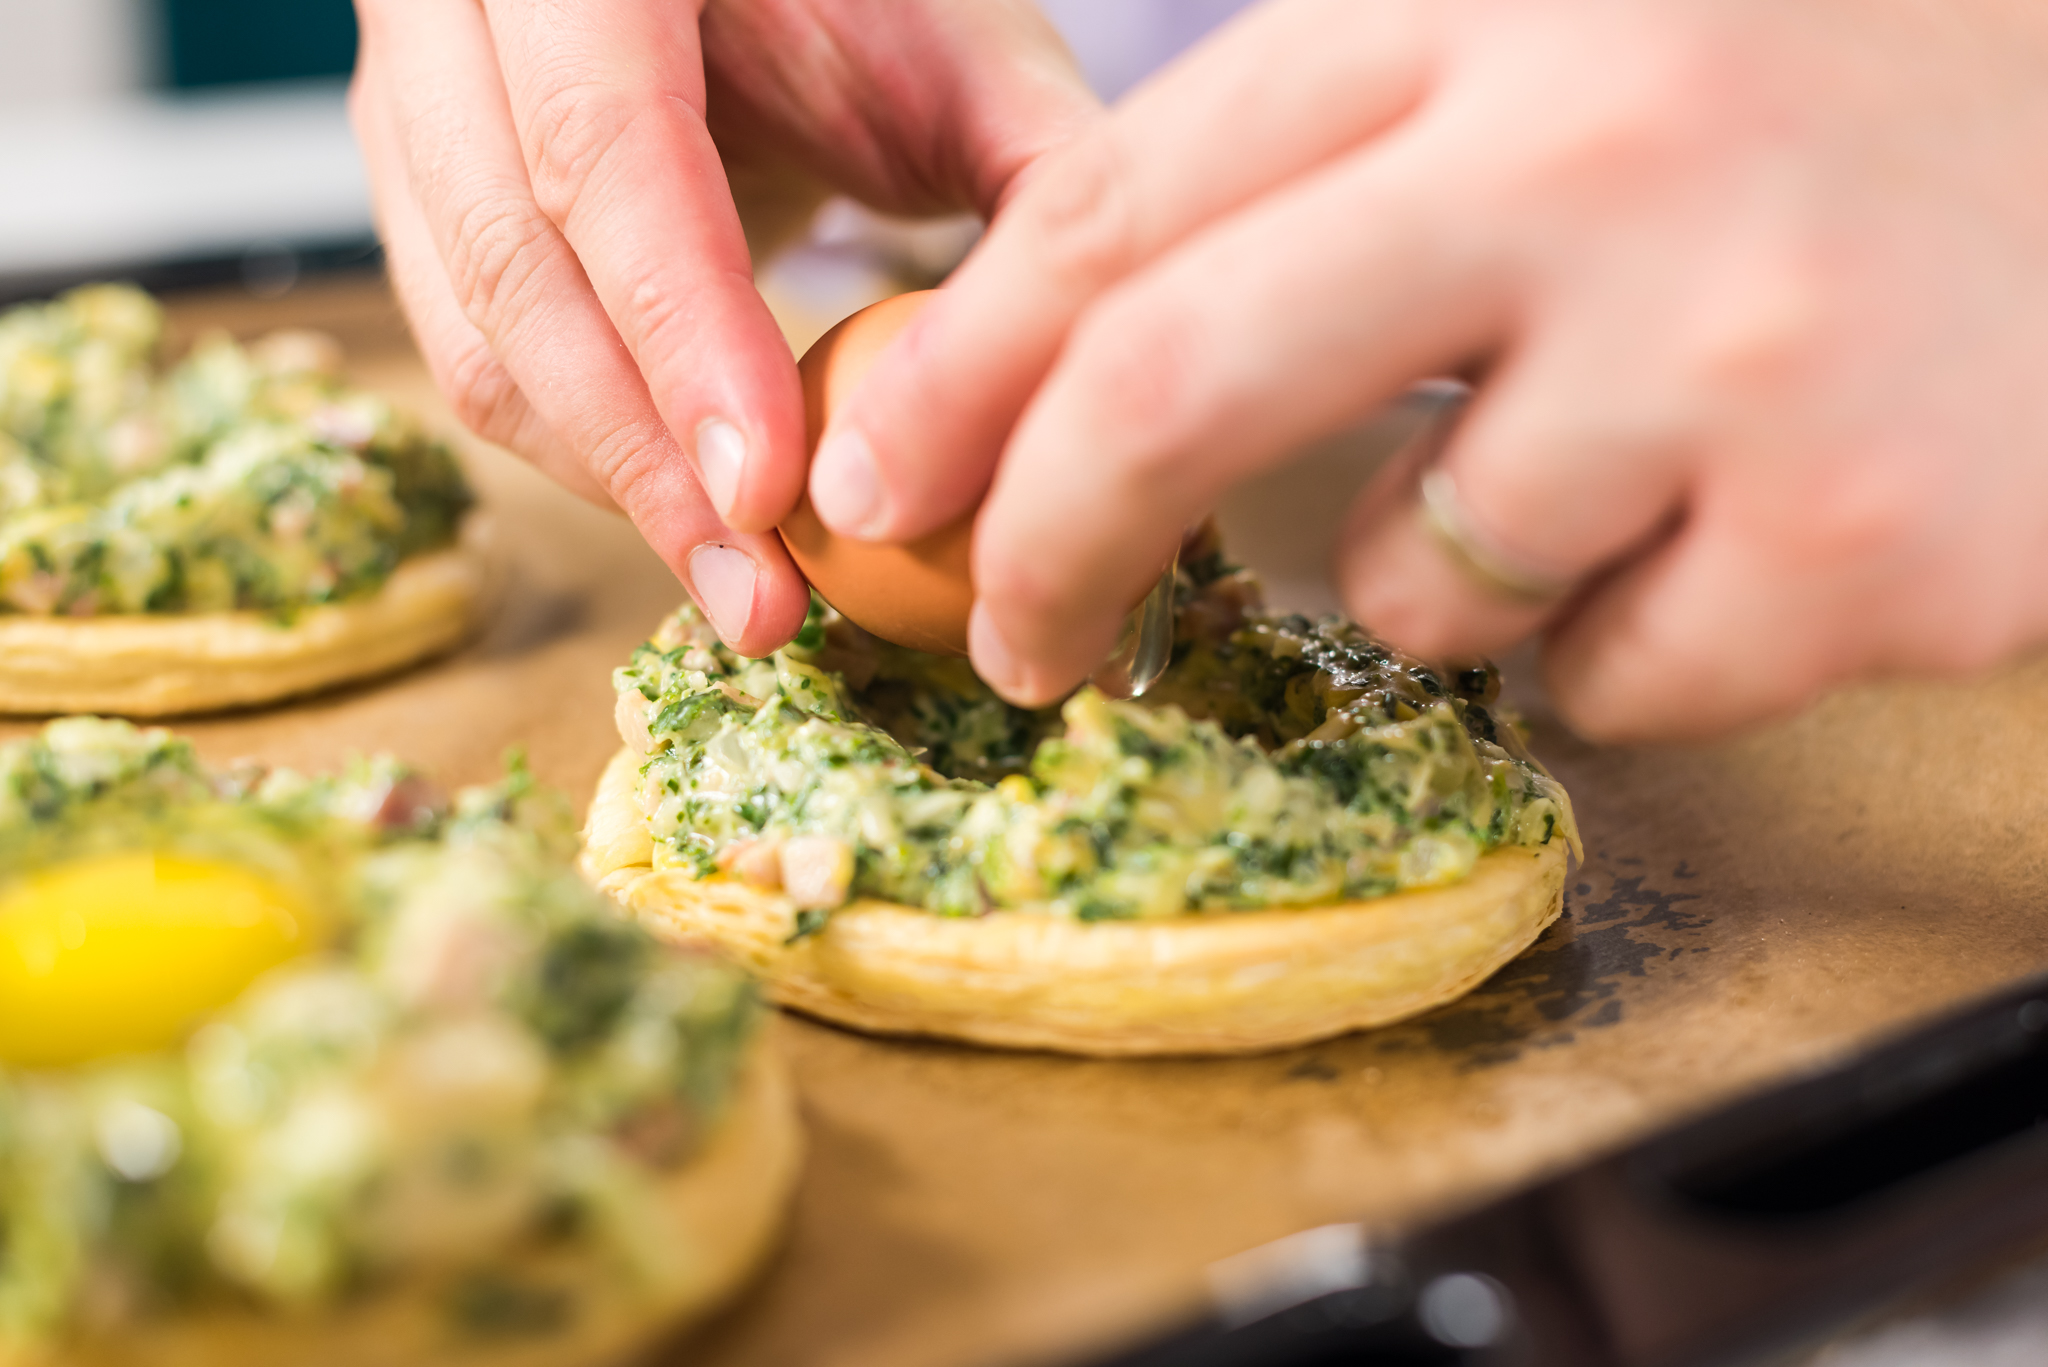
[779, 291, 976, 656]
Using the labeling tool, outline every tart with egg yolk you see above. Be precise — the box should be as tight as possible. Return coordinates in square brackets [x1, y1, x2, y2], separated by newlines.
[0, 284, 489, 717]
[584, 573, 1576, 1058]
[0, 719, 798, 1366]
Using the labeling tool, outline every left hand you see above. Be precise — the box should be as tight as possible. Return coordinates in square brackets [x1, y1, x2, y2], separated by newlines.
[350, 0, 1095, 654]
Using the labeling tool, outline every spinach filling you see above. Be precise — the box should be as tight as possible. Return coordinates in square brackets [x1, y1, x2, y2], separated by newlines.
[616, 541, 1577, 925]
[0, 284, 472, 617]
[0, 720, 758, 1347]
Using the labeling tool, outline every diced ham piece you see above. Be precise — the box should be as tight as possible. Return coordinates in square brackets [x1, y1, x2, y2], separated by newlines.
[368, 774, 445, 831]
[713, 680, 763, 709]
[3, 572, 63, 615]
[779, 836, 854, 910]
[718, 838, 786, 890]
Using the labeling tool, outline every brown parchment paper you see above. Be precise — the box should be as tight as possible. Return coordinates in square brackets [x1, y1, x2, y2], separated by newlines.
[9, 279, 2047, 1367]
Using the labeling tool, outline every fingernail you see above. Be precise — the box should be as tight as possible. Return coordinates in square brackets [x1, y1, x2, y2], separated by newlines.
[693, 417, 746, 521]
[809, 427, 882, 537]
[968, 603, 1029, 701]
[688, 543, 757, 644]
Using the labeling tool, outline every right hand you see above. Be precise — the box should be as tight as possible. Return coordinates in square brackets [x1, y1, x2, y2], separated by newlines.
[802, 0, 2048, 741]
[349, 0, 1097, 653]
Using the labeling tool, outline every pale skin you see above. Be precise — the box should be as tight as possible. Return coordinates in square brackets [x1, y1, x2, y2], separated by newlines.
[348, 0, 1098, 657]
[358, 0, 2048, 742]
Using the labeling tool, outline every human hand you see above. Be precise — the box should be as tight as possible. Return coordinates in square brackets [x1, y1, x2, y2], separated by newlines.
[802, 0, 2048, 739]
[349, 0, 1096, 654]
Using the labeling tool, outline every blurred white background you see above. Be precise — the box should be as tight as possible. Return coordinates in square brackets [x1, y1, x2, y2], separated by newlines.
[0, 0, 1255, 300]
[0, 0, 367, 296]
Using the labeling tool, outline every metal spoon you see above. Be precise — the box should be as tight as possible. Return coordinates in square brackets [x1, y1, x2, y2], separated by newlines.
[1090, 554, 1178, 699]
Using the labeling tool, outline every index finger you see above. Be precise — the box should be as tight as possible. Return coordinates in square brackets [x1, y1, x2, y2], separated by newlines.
[483, 0, 809, 534]
[808, 0, 1438, 543]
[360, 0, 807, 655]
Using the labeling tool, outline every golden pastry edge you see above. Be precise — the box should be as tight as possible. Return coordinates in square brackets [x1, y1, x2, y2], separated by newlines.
[0, 1046, 801, 1367]
[0, 520, 496, 717]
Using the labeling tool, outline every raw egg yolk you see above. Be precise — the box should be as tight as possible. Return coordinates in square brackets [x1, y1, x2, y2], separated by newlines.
[0, 852, 316, 1068]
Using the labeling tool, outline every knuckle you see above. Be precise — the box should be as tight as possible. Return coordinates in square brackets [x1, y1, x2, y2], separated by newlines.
[588, 420, 681, 517]
[1485, 30, 1724, 203]
[1503, 107, 1657, 204]
[1678, 249, 1831, 398]
[1013, 132, 1138, 288]
[1807, 486, 1918, 567]
[1753, 459, 1921, 570]
[442, 194, 557, 333]
[437, 340, 525, 446]
[621, 264, 727, 366]
[522, 77, 644, 226]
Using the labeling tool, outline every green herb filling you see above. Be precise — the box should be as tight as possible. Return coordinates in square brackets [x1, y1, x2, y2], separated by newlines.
[615, 546, 1577, 925]
[0, 719, 757, 1347]
[0, 284, 471, 617]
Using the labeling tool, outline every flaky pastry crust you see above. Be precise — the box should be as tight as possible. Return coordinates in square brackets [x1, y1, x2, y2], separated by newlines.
[2, 1049, 801, 1367]
[583, 747, 1567, 1057]
[0, 522, 493, 717]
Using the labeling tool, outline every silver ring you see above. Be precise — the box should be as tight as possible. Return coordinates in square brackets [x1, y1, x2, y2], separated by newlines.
[1418, 468, 1577, 605]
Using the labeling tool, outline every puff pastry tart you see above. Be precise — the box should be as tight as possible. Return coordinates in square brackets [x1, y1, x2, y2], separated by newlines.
[0, 719, 798, 1365]
[0, 285, 485, 715]
[586, 540, 1577, 1057]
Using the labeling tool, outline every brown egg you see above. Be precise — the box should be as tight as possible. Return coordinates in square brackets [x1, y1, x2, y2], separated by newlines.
[779, 290, 976, 656]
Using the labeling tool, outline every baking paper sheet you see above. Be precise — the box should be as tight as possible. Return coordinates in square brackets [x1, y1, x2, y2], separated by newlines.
[7, 280, 2042, 1367]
